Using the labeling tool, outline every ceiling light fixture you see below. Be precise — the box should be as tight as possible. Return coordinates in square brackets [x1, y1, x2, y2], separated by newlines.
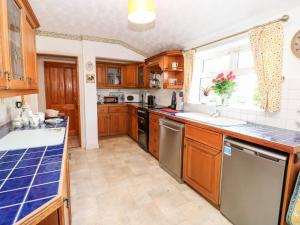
[128, 0, 156, 24]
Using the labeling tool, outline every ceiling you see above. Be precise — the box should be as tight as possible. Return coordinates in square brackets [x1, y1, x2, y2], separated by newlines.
[29, 0, 300, 57]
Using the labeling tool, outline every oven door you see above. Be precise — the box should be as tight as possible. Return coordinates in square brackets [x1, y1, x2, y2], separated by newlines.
[138, 129, 148, 152]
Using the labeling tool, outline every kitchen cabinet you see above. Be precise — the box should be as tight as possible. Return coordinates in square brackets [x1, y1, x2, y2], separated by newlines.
[138, 63, 149, 88]
[96, 63, 107, 88]
[145, 50, 184, 89]
[97, 105, 128, 137]
[183, 124, 223, 206]
[106, 64, 123, 87]
[149, 113, 162, 159]
[124, 64, 138, 88]
[0, 0, 39, 97]
[128, 105, 138, 141]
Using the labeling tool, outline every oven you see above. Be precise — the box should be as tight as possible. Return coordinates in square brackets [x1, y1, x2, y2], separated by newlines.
[137, 107, 149, 152]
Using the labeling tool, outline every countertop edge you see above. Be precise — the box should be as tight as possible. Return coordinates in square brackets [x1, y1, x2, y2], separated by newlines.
[14, 119, 70, 225]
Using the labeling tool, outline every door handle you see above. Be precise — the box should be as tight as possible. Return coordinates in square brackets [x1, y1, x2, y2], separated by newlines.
[161, 124, 180, 132]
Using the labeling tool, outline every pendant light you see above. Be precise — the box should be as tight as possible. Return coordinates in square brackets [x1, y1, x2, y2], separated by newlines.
[128, 0, 156, 24]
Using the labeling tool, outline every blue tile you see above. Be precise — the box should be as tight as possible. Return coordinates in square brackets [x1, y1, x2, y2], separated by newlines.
[10, 166, 37, 178]
[0, 205, 20, 225]
[17, 197, 52, 221]
[0, 152, 7, 158]
[41, 155, 62, 164]
[17, 158, 40, 168]
[0, 188, 27, 207]
[1, 176, 33, 192]
[0, 170, 10, 180]
[37, 162, 61, 174]
[33, 171, 60, 185]
[0, 154, 22, 163]
[5, 149, 26, 156]
[23, 152, 43, 160]
[26, 147, 46, 153]
[47, 144, 64, 150]
[0, 162, 16, 170]
[26, 182, 58, 201]
[44, 149, 63, 157]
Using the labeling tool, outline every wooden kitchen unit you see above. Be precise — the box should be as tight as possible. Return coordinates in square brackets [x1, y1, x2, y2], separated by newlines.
[127, 104, 138, 142]
[97, 104, 128, 137]
[183, 124, 223, 207]
[149, 112, 162, 159]
[0, 0, 40, 98]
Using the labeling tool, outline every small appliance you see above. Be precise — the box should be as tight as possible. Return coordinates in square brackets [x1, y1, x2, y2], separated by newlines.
[147, 95, 156, 106]
[125, 93, 140, 103]
[169, 91, 177, 110]
[104, 96, 118, 104]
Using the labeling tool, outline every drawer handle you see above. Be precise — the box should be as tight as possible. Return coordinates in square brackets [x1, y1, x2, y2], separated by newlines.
[161, 125, 180, 132]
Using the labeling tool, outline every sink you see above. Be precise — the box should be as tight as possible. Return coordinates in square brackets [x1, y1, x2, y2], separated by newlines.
[175, 112, 246, 127]
[0, 128, 65, 151]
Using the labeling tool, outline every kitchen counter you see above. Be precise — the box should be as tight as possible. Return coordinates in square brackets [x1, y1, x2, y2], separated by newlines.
[0, 118, 69, 225]
[150, 109, 300, 153]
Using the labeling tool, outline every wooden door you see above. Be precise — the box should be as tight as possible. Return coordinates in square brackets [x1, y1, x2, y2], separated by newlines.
[44, 62, 79, 137]
[98, 113, 109, 137]
[96, 63, 106, 88]
[0, 0, 7, 89]
[124, 64, 137, 87]
[183, 138, 221, 205]
[109, 112, 128, 135]
[23, 13, 37, 89]
[149, 113, 161, 159]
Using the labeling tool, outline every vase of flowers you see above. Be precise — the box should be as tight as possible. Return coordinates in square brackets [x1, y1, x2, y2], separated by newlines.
[211, 71, 236, 106]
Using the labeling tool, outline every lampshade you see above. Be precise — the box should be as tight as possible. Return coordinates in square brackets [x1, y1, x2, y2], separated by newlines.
[128, 0, 156, 24]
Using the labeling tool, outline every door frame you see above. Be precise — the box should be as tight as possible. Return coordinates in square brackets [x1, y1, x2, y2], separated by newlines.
[40, 54, 81, 148]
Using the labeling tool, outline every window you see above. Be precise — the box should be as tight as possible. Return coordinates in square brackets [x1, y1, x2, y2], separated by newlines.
[190, 38, 260, 108]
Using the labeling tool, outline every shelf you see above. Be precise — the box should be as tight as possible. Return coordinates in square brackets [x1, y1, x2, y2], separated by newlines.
[164, 67, 183, 72]
[163, 84, 183, 89]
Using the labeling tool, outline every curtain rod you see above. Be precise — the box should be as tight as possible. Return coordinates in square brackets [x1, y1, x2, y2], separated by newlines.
[191, 15, 289, 50]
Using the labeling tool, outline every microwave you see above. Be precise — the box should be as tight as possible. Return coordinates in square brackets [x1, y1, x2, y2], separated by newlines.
[104, 96, 118, 104]
[125, 94, 140, 103]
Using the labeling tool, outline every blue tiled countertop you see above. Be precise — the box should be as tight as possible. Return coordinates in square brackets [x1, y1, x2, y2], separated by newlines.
[0, 119, 68, 225]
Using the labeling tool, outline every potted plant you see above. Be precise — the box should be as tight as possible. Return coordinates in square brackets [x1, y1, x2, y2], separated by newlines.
[211, 71, 236, 105]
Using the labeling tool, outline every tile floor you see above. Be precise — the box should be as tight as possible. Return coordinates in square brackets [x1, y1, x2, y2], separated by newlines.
[70, 136, 232, 225]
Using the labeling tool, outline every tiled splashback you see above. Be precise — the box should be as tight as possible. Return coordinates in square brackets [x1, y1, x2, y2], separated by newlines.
[185, 76, 300, 131]
[0, 96, 21, 126]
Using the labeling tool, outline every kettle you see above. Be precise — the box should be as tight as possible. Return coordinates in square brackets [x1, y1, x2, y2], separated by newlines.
[169, 91, 177, 110]
[147, 95, 156, 106]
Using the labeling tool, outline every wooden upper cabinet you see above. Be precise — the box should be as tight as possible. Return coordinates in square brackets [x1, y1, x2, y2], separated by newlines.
[96, 63, 107, 88]
[0, 0, 39, 96]
[124, 64, 138, 88]
[0, 1, 6, 90]
[106, 64, 123, 87]
[23, 11, 37, 89]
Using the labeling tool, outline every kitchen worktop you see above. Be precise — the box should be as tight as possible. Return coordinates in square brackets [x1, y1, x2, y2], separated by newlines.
[0, 119, 68, 225]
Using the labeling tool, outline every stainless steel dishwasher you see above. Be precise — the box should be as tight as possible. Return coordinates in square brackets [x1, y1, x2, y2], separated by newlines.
[159, 118, 185, 183]
[221, 138, 287, 225]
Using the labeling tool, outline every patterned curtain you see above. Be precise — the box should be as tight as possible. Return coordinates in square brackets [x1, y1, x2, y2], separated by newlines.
[183, 49, 195, 103]
[249, 22, 284, 112]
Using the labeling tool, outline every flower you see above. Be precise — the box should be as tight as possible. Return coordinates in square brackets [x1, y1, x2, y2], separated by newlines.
[217, 73, 224, 79]
[212, 79, 216, 83]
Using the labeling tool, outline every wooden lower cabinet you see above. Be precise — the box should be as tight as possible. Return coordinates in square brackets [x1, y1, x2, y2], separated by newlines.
[97, 105, 128, 137]
[128, 105, 138, 141]
[183, 137, 222, 206]
[149, 113, 161, 159]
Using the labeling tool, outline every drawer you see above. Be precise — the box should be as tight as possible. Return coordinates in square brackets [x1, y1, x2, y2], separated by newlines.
[185, 124, 223, 150]
[109, 105, 128, 113]
[98, 105, 108, 113]
[150, 113, 161, 124]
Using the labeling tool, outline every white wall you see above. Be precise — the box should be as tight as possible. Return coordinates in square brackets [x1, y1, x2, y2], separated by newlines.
[36, 36, 145, 149]
[185, 6, 300, 131]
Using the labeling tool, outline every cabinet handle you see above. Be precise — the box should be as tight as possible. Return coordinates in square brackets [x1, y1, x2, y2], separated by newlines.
[4, 71, 11, 81]
[64, 197, 70, 208]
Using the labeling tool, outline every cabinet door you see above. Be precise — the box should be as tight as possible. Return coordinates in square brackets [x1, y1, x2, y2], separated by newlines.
[183, 138, 221, 205]
[6, 0, 27, 89]
[0, 0, 7, 89]
[149, 113, 161, 159]
[98, 112, 109, 137]
[106, 64, 123, 87]
[23, 13, 37, 89]
[96, 63, 106, 87]
[124, 64, 137, 88]
[109, 112, 128, 135]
